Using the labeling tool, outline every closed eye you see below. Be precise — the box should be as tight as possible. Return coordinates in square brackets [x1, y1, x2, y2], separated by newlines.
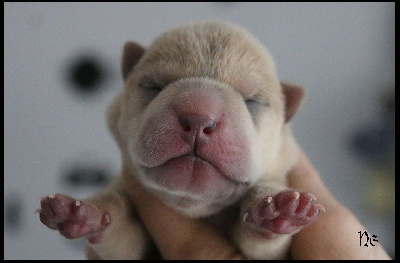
[245, 98, 258, 105]
[244, 96, 270, 125]
[244, 97, 270, 108]
[139, 79, 163, 93]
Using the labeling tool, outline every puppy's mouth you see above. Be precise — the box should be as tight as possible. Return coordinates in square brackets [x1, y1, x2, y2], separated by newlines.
[139, 152, 243, 197]
[169, 152, 239, 182]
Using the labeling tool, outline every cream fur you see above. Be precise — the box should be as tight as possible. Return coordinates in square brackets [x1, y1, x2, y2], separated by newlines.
[102, 20, 303, 259]
[41, 20, 310, 260]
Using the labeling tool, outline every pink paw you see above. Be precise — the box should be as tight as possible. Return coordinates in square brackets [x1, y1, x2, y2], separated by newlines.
[38, 194, 110, 244]
[243, 190, 325, 238]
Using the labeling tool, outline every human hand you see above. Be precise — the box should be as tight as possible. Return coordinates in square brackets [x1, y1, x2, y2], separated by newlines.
[287, 148, 391, 260]
[126, 148, 391, 260]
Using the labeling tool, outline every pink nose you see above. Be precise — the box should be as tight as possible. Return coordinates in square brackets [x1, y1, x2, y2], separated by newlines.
[179, 114, 217, 136]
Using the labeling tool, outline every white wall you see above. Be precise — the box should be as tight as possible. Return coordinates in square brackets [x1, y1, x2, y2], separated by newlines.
[4, 2, 395, 259]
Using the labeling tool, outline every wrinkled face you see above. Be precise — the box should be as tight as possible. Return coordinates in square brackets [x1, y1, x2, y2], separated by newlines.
[114, 22, 286, 216]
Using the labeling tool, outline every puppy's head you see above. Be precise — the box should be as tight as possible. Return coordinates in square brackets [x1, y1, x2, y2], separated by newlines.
[108, 20, 304, 216]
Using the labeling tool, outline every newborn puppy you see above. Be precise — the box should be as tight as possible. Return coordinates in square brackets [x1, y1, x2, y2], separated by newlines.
[39, 20, 324, 259]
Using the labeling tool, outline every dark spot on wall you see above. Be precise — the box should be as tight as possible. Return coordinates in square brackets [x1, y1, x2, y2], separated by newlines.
[62, 164, 111, 188]
[64, 50, 111, 98]
[5, 193, 23, 234]
[69, 56, 104, 91]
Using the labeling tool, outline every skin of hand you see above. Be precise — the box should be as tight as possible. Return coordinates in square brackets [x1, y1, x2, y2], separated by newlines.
[124, 146, 391, 260]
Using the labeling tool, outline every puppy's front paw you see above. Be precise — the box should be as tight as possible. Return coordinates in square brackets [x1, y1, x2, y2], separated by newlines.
[243, 190, 324, 238]
[38, 194, 110, 244]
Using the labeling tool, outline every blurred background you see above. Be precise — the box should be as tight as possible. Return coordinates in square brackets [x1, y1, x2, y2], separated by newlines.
[4, 2, 394, 259]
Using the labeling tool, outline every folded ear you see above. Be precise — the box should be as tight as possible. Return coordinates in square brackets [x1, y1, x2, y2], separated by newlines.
[122, 41, 146, 81]
[281, 82, 305, 123]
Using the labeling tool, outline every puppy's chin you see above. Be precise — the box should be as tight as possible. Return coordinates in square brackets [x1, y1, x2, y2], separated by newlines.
[154, 192, 232, 217]
[146, 188, 243, 218]
[136, 156, 248, 216]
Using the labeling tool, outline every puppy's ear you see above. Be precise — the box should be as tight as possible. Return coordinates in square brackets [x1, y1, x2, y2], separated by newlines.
[281, 82, 305, 123]
[122, 41, 146, 81]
